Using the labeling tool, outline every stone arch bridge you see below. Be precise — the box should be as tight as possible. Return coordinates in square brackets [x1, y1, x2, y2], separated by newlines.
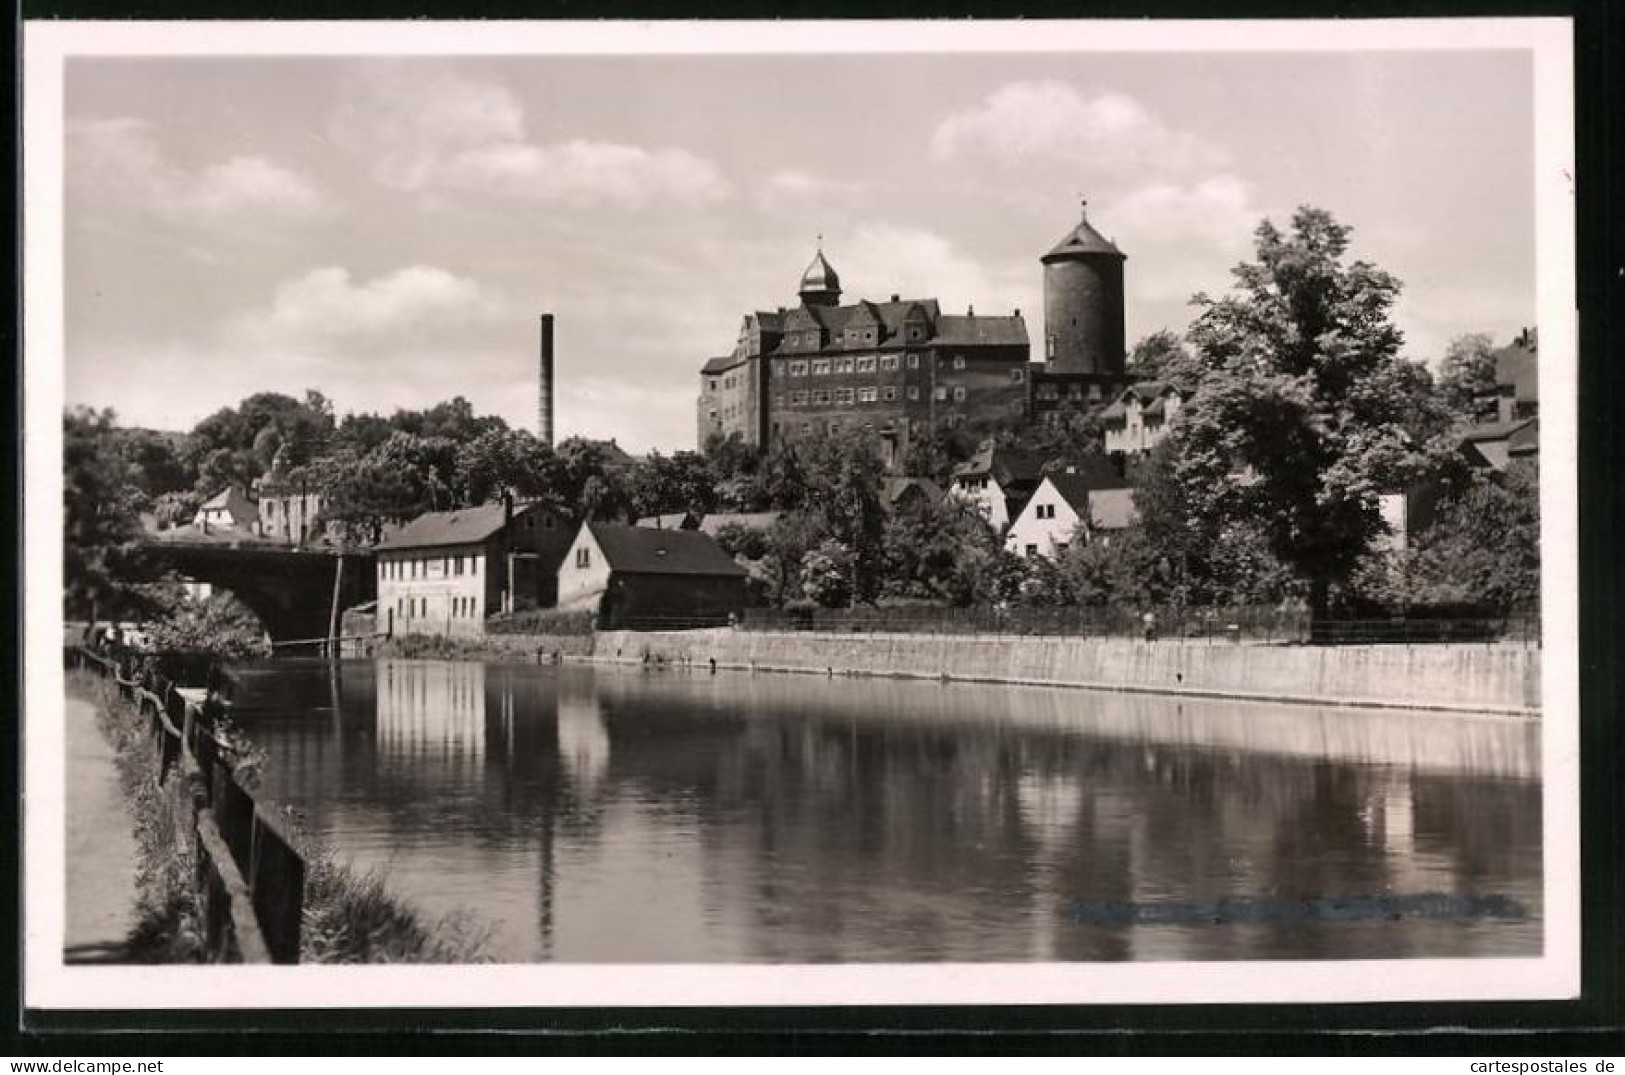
[141, 538, 375, 645]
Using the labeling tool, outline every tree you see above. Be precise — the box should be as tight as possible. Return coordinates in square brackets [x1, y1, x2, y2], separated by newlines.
[1127, 329, 1202, 385]
[311, 433, 460, 547]
[626, 451, 718, 520]
[1360, 460, 1540, 614]
[1436, 332, 1499, 423]
[797, 431, 889, 604]
[1163, 206, 1453, 611]
[63, 408, 162, 619]
[800, 539, 854, 608]
[760, 511, 826, 607]
[880, 492, 1004, 605]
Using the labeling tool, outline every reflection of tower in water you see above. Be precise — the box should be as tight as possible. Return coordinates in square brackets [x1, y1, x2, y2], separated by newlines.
[375, 659, 487, 760]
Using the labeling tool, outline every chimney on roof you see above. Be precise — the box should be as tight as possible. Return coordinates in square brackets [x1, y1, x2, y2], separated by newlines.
[538, 313, 555, 447]
[1014, 308, 1021, 317]
[502, 490, 514, 529]
[891, 293, 900, 303]
[967, 305, 975, 316]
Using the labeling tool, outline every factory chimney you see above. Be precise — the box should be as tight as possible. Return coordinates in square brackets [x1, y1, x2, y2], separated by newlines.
[538, 313, 555, 446]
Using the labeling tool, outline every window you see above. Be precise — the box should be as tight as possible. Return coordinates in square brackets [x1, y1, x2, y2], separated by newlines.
[454, 555, 464, 576]
[907, 353, 920, 369]
[1046, 334, 1057, 359]
[812, 359, 831, 376]
[907, 386, 920, 401]
[472, 556, 480, 575]
[773, 395, 784, 408]
[834, 387, 852, 405]
[837, 357, 854, 374]
[1026, 544, 1039, 556]
[1069, 384, 1084, 401]
[1010, 368, 1024, 382]
[1036, 504, 1055, 520]
[812, 389, 831, 405]
[953, 386, 967, 402]
[1056, 543, 1070, 555]
[791, 390, 808, 405]
[802, 423, 813, 434]
[708, 409, 719, 421]
[883, 386, 897, 402]
[575, 547, 590, 569]
[856, 356, 877, 373]
[827, 420, 840, 434]
[790, 361, 808, 376]
[1037, 384, 1058, 402]
[880, 355, 900, 371]
[773, 360, 786, 377]
[1088, 384, 1103, 401]
[858, 387, 878, 403]
[934, 386, 948, 401]
[953, 355, 966, 370]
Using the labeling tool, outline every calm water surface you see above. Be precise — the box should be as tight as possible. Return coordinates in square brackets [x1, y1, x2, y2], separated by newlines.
[231, 657, 1542, 963]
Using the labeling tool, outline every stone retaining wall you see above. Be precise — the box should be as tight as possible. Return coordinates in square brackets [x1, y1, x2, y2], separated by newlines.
[589, 629, 1541, 714]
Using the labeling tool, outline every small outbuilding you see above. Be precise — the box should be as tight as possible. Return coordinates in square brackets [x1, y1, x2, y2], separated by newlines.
[193, 486, 258, 532]
[557, 522, 749, 629]
[1005, 460, 1134, 559]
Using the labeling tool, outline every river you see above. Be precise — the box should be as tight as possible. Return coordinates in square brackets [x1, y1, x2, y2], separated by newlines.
[229, 657, 1543, 963]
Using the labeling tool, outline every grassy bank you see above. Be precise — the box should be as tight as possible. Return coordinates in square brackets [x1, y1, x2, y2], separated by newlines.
[75, 670, 492, 963]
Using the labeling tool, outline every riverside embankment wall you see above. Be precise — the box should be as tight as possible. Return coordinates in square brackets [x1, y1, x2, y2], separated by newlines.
[589, 629, 1541, 714]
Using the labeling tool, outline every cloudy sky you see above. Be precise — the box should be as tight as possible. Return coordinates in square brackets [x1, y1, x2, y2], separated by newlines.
[63, 48, 1535, 451]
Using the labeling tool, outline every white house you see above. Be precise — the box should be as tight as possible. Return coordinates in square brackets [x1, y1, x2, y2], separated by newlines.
[1005, 464, 1135, 559]
[193, 486, 258, 532]
[949, 443, 1046, 531]
[1101, 381, 1189, 456]
[375, 500, 572, 639]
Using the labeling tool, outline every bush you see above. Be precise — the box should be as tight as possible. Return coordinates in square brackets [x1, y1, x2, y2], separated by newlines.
[485, 607, 596, 636]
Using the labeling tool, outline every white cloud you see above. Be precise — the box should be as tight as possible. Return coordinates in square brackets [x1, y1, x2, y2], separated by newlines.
[68, 117, 331, 229]
[234, 265, 510, 349]
[837, 223, 1032, 317]
[930, 82, 1229, 181]
[331, 69, 730, 209]
[758, 170, 869, 208]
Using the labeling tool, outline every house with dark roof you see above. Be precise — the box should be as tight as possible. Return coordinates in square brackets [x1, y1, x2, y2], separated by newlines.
[1102, 381, 1190, 456]
[557, 522, 749, 628]
[1476, 327, 1539, 425]
[1004, 462, 1135, 558]
[881, 476, 945, 514]
[374, 499, 573, 638]
[1461, 416, 1539, 471]
[950, 443, 1048, 530]
[697, 510, 784, 536]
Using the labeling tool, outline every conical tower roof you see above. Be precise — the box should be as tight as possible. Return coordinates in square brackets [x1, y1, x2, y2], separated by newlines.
[1042, 200, 1126, 262]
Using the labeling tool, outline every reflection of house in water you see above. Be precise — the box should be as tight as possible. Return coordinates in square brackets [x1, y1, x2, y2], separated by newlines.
[555, 688, 610, 795]
[375, 659, 487, 760]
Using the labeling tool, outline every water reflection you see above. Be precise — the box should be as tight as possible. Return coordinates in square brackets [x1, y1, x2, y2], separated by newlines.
[231, 658, 1542, 964]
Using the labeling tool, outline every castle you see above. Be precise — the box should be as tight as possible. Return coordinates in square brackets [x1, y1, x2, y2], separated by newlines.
[696, 202, 1136, 466]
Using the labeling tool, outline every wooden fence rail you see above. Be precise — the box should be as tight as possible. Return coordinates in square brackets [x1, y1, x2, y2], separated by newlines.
[68, 645, 305, 964]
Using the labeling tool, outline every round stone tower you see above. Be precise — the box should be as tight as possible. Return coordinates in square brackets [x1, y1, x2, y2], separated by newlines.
[1041, 200, 1126, 375]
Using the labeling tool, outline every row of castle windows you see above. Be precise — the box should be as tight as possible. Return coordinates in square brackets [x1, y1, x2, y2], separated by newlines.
[1035, 383, 1107, 402]
[779, 384, 969, 407]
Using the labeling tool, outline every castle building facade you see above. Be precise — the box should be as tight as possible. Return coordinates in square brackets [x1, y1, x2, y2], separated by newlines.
[696, 204, 1136, 463]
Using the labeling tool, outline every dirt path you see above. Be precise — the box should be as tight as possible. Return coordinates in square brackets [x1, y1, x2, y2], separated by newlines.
[63, 688, 139, 963]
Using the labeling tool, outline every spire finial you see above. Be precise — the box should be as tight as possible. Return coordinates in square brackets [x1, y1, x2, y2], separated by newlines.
[816, 230, 824, 251]
[1079, 196, 1089, 217]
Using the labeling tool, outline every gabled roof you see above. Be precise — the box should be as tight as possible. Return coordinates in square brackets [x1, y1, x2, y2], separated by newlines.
[766, 299, 946, 355]
[1461, 416, 1537, 443]
[882, 476, 945, 506]
[375, 501, 541, 552]
[1038, 465, 1131, 516]
[934, 314, 1028, 348]
[586, 523, 747, 577]
[703, 355, 747, 374]
[698, 511, 783, 535]
[200, 486, 255, 513]
[953, 444, 1047, 487]
[1492, 332, 1539, 402]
